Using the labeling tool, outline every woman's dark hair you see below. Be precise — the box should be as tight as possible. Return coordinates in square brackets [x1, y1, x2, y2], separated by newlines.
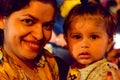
[0, 0, 57, 17]
[0, 29, 3, 46]
[117, 9, 120, 33]
[0, 0, 30, 17]
[63, 2, 117, 38]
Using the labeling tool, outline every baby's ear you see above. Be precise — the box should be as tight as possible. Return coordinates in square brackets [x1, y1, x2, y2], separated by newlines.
[107, 38, 114, 52]
[0, 16, 5, 29]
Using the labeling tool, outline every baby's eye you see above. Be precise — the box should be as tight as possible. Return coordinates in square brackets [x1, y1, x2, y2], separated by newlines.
[21, 19, 34, 26]
[72, 35, 81, 39]
[90, 35, 99, 40]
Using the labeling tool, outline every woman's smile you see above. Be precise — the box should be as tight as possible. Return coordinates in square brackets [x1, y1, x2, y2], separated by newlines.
[24, 40, 41, 51]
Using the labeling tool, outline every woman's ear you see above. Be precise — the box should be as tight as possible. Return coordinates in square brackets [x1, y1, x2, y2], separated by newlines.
[107, 38, 114, 52]
[0, 16, 5, 29]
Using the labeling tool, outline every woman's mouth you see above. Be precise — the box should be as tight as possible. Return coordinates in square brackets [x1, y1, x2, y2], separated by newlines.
[25, 41, 41, 51]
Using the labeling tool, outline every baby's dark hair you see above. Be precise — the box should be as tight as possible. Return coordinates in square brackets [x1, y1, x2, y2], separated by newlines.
[0, 0, 57, 17]
[63, 2, 117, 38]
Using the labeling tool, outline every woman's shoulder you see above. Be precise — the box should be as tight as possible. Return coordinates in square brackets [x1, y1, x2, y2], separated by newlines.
[0, 50, 19, 79]
[43, 49, 69, 79]
[54, 56, 69, 80]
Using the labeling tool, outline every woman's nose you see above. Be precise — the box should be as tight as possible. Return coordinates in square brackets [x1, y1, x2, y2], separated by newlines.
[32, 24, 44, 40]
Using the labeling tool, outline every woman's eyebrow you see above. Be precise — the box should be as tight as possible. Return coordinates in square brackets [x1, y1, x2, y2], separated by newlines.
[23, 14, 55, 23]
[23, 14, 38, 20]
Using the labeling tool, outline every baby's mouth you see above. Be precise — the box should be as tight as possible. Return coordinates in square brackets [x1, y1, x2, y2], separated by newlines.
[79, 52, 90, 59]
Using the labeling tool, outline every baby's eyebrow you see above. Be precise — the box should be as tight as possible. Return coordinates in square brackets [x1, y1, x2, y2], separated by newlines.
[89, 31, 103, 34]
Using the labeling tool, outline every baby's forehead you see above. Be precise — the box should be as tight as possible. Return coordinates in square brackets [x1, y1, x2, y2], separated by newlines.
[70, 15, 106, 27]
[71, 14, 105, 21]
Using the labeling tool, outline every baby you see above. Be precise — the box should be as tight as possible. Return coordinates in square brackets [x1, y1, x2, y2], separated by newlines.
[63, 1, 120, 80]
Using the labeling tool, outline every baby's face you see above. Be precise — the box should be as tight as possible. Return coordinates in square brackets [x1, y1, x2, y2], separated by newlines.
[65, 17, 113, 66]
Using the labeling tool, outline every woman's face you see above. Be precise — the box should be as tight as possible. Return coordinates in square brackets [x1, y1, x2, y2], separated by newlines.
[2, 1, 55, 60]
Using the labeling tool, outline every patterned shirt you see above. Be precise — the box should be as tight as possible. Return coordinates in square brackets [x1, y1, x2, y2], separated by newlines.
[0, 48, 59, 80]
[67, 59, 118, 80]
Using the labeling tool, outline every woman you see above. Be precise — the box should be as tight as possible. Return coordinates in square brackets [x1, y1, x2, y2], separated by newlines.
[0, 0, 61, 79]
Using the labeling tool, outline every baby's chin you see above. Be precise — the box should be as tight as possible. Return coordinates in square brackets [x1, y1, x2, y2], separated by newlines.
[77, 59, 93, 66]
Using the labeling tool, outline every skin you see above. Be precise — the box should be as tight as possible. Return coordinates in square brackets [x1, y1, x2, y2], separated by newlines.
[65, 17, 113, 66]
[0, 1, 55, 79]
[107, 49, 119, 65]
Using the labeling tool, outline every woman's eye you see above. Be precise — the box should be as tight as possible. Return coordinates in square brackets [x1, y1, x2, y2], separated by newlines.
[72, 35, 81, 39]
[91, 35, 99, 40]
[21, 19, 34, 26]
